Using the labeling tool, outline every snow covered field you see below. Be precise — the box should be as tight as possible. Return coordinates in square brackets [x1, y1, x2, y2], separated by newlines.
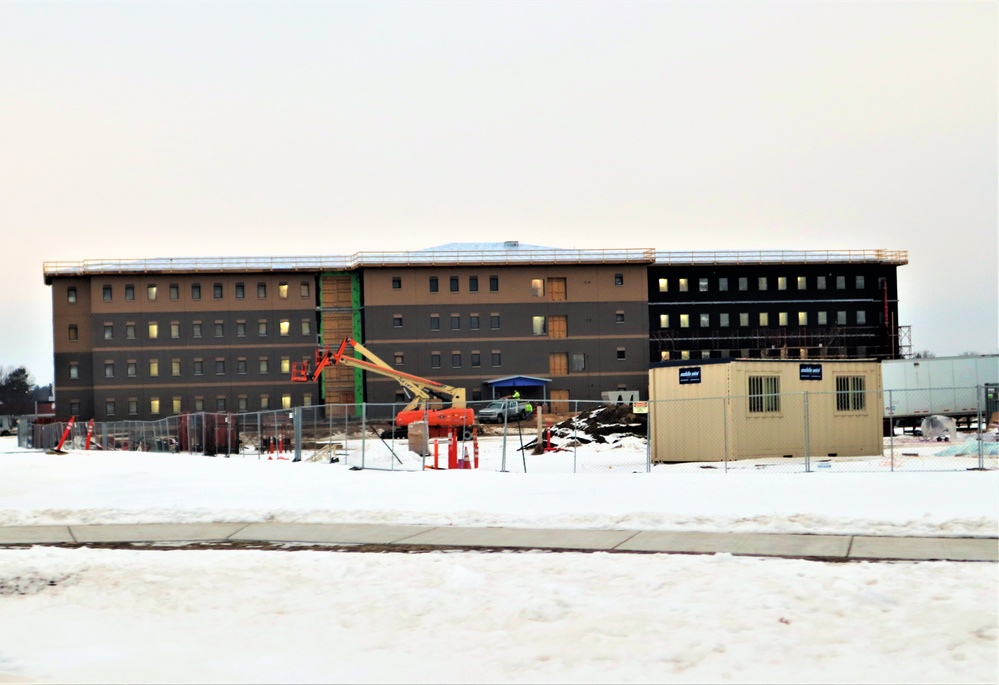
[0, 436, 996, 683]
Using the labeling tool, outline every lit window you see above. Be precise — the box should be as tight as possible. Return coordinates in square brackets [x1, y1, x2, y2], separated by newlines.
[170, 323, 179, 339]
[797, 276, 806, 289]
[680, 314, 690, 328]
[856, 310, 866, 325]
[818, 311, 828, 325]
[147, 285, 157, 301]
[660, 314, 669, 328]
[836, 276, 845, 289]
[282, 394, 292, 410]
[533, 316, 547, 336]
[778, 277, 787, 291]
[148, 322, 158, 339]
[149, 360, 159, 377]
[259, 396, 269, 410]
[172, 360, 181, 376]
[531, 279, 544, 297]
[837, 311, 847, 325]
[679, 278, 688, 292]
[700, 313, 709, 327]
[194, 398, 204, 412]
[699, 278, 708, 292]
[279, 320, 290, 336]
[739, 313, 749, 327]
[758, 277, 767, 291]
[817, 276, 826, 290]
[301, 319, 311, 335]
[237, 397, 247, 412]
[778, 312, 788, 326]
[856, 276, 865, 289]
[69, 362, 79, 379]
[718, 278, 728, 291]
[172, 398, 182, 414]
[798, 312, 808, 325]
[259, 358, 269, 373]
[150, 398, 160, 415]
[278, 283, 288, 299]
[719, 313, 730, 327]
[280, 357, 290, 374]
[739, 277, 748, 291]
[759, 312, 769, 326]
[658, 278, 667, 292]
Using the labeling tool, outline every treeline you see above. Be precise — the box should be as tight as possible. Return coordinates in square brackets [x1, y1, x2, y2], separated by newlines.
[0, 366, 51, 415]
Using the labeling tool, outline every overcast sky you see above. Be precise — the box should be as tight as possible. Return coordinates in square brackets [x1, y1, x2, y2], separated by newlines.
[1, 1, 995, 388]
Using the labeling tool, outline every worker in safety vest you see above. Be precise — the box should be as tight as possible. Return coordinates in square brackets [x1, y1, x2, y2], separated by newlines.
[511, 389, 520, 400]
[523, 402, 533, 418]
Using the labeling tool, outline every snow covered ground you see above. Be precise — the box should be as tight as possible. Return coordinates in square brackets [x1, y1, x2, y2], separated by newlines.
[0, 436, 996, 683]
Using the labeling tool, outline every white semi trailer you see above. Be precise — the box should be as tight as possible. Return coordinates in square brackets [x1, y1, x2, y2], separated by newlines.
[881, 355, 998, 428]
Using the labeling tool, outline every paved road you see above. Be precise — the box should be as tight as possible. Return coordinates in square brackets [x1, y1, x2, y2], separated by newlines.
[0, 523, 995, 561]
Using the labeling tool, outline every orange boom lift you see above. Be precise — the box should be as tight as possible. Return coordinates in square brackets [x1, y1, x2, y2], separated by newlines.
[292, 337, 475, 440]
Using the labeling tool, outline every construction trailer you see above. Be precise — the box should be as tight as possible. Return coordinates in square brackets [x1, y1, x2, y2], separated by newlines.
[648, 359, 883, 463]
[880, 355, 999, 428]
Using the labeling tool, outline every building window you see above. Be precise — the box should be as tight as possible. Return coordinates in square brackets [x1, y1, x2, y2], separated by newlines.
[450, 276, 459, 292]
[856, 275, 865, 289]
[128, 399, 138, 416]
[469, 276, 478, 292]
[103, 324, 113, 340]
[235, 283, 245, 299]
[147, 284, 157, 301]
[798, 312, 808, 326]
[431, 353, 441, 369]
[758, 277, 767, 291]
[698, 278, 708, 292]
[238, 397, 247, 412]
[393, 315, 403, 328]
[168, 284, 179, 301]
[759, 312, 769, 326]
[450, 315, 460, 330]
[69, 362, 79, 379]
[102, 285, 112, 302]
[259, 358, 269, 373]
[215, 322, 224, 338]
[658, 278, 667, 292]
[739, 277, 748, 291]
[531, 279, 544, 297]
[616, 347, 626, 360]
[217, 397, 227, 412]
[614, 274, 624, 286]
[837, 311, 847, 325]
[471, 352, 481, 367]
[172, 359, 181, 376]
[194, 398, 204, 412]
[572, 353, 586, 371]
[300, 281, 310, 298]
[856, 310, 866, 325]
[836, 276, 846, 289]
[392, 277, 401, 289]
[279, 320, 290, 336]
[258, 320, 268, 336]
[68, 324, 78, 341]
[67, 287, 77, 303]
[303, 393, 312, 406]
[430, 315, 440, 331]
[490, 314, 500, 330]
[169, 322, 179, 339]
[429, 277, 439, 293]
[720, 313, 730, 327]
[148, 322, 158, 339]
[214, 283, 223, 299]
[280, 395, 291, 410]
[236, 321, 246, 337]
[394, 353, 404, 366]
[678, 278, 688, 292]
[491, 351, 501, 366]
[469, 314, 480, 330]
[533, 316, 547, 336]
[699, 313, 709, 327]
[192, 283, 201, 300]
[104, 362, 114, 378]
[213, 359, 224, 375]
[836, 376, 866, 411]
[147, 359, 158, 377]
[489, 276, 499, 292]
[237, 358, 247, 374]
[125, 285, 134, 301]
[680, 314, 690, 328]
[778, 312, 788, 326]
[257, 283, 267, 298]
[278, 283, 288, 299]
[127, 361, 137, 378]
[817, 276, 826, 290]
[193, 322, 203, 338]
[301, 319, 311, 336]
[818, 311, 828, 325]
[778, 277, 787, 291]
[106, 399, 115, 417]
[660, 314, 669, 328]
[739, 313, 749, 327]
[280, 357, 290, 374]
[615, 311, 625, 323]
[451, 352, 461, 368]
[748, 375, 781, 413]
[193, 360, 204, 376]
[259, 395, 269, 410]
[797, 276, 807, 290]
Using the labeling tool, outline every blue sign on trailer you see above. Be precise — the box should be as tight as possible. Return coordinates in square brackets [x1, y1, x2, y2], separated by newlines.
[800, 363, 823, 381]
[679, 367, 701, 384]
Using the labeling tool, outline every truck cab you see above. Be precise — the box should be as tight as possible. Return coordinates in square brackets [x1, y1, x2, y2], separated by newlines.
[478, 399, 529, 423]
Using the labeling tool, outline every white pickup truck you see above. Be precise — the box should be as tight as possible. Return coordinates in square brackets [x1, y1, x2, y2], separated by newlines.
[478, 399, 530, 423]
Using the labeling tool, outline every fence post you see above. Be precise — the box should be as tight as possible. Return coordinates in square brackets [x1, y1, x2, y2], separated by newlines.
[360, 401, 367, 470]
[803, 392, 811, 473]
[293, 406, 303, 462]
[977, 385, 984, 470]
[722, 396, 729, 473]
[644, 400, 650, 473]
[888, 389, 895, 472]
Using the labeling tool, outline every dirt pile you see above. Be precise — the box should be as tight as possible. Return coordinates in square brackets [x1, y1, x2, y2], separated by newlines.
[524, 404, 647, 451]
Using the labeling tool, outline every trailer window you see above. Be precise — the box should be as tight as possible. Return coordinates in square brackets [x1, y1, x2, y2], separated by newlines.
[836, 376, 866, 411]
[748, 375, 781, 413]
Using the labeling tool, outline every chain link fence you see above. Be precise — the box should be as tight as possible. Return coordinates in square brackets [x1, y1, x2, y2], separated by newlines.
[16, 386, 997, 473]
